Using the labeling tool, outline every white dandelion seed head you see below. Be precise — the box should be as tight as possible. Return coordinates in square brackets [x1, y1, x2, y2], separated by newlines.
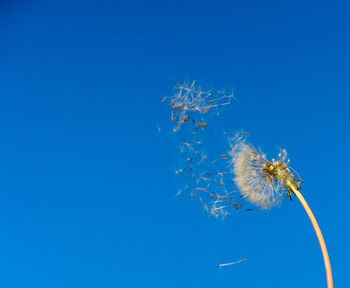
[229, 134, 299, 209]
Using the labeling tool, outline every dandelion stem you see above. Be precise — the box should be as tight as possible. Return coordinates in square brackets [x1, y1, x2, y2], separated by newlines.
[289, 184, 333, 288]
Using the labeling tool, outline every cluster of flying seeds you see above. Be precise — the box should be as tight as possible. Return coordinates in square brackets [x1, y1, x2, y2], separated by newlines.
[162, 81, 234, 132]
[163, 81, 252, 219]
[229, 133, 302, 209]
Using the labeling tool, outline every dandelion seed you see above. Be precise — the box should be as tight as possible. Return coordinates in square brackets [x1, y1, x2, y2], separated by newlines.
[174, 169, 182, 175]
[210, 201, 229, 219]
[218, 259, 248, 268]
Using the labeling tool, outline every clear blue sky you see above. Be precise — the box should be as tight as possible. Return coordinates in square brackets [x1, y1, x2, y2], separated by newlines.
[0, 1, 349, 287]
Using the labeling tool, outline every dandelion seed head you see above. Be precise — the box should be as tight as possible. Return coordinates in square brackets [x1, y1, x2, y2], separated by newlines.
[229, 134, 301, 209]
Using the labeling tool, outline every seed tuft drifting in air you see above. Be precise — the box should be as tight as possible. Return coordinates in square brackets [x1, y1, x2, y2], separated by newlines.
[164, 80, 234, 132]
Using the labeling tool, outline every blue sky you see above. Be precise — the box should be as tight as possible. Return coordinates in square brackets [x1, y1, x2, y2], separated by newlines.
[0, 0, 349, 287]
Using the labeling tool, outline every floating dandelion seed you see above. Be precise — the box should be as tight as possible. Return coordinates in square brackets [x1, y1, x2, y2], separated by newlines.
[218, 259, 248, 268]
[229, 133, 333, 288]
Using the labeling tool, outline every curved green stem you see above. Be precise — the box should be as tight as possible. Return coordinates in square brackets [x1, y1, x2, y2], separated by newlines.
[289, 184, 333, 288]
